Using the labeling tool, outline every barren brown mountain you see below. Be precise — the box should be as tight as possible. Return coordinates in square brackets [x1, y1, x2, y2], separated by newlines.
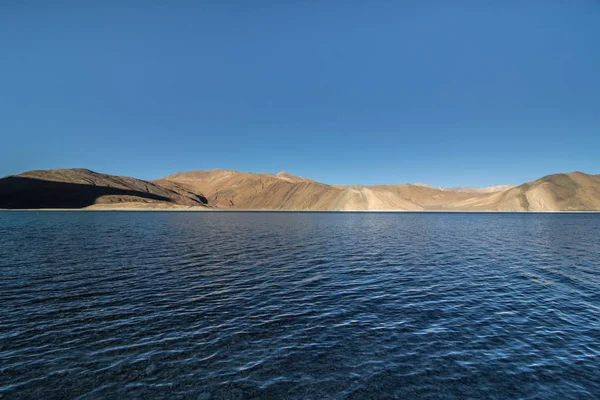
[443, 172, 600, 211]
[159, 169, 340, 210]
[1, 169, 598, 211]
[0, 169, 208, 209]
[161, 169, 600, 212]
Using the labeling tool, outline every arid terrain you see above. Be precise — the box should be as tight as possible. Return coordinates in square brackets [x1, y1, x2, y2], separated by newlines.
[0, 169, 208, 210]
[1, 168, 599, 211]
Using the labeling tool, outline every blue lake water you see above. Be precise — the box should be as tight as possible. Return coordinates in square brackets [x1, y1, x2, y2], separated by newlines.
[1, 211, 599, 399]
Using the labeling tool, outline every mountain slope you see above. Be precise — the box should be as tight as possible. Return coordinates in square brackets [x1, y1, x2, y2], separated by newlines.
[1, 169, 598, 211]
[370, 184, 489, 210]
[413, 183, 515, 193]
[444, 172, 600, 211]
[0, 169, 209, 209]
[162, 170, 600, 211]
[161, 170, 430, 210]
[159, 169, 344, 210]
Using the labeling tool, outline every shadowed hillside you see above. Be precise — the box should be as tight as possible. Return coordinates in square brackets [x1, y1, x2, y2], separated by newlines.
[0, 169, 208, 209]
[0, 177, 175, 209]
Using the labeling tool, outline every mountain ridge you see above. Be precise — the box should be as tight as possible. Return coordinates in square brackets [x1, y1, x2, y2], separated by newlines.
[1, 169, 598, 211]
[413, 183, 515, 193]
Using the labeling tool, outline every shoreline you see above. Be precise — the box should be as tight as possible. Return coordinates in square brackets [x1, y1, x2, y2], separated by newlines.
[1, 208, 599, 214]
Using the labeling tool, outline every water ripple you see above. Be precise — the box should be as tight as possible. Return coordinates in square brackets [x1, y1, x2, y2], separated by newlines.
[1, 212, 599, 399]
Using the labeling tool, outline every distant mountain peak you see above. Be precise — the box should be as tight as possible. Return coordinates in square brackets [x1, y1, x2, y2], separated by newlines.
[413, 182, 514, 193]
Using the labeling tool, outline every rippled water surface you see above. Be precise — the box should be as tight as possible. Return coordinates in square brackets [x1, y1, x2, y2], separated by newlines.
[1, 212, 599, 399]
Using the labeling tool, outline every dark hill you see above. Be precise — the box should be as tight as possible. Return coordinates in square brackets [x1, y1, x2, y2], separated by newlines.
[0, 169, 208, 209]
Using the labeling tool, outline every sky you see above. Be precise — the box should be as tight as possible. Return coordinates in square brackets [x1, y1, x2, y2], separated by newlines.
[1, 1, 599, 187]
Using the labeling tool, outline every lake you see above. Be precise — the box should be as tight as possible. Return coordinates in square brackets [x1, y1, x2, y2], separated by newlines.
[1, 212, 599, 399]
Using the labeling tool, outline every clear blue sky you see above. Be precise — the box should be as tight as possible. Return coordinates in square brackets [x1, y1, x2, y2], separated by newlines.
[1, 1, 599, 187]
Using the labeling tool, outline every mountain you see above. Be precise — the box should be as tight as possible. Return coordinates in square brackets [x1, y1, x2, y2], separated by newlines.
[445, 185, 514, 193]
[159, 169, 341, 210]
[444, 172, 600, 211]
[1, 169, 598, 211]
[413, 183, 515, 193]
[0, 169, 209, 209]
[161, 170, 600, 211]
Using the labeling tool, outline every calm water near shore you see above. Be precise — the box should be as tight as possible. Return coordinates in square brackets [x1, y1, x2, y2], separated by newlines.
[1, 211, 599, 399]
